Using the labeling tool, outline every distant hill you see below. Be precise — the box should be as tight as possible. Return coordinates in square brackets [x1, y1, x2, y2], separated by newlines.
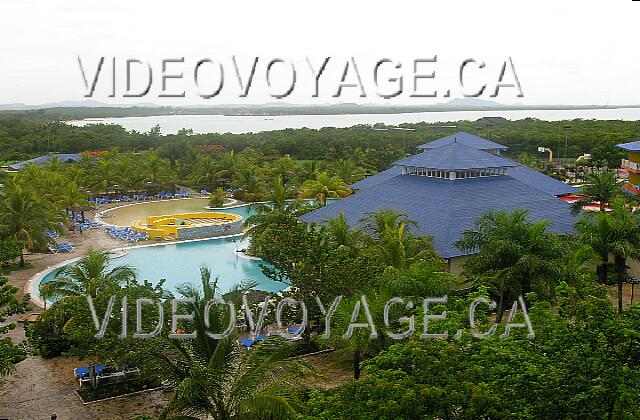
[438, 98, 503, 107]
[0, 100, 157, 110]
[0, 99, 637, 121]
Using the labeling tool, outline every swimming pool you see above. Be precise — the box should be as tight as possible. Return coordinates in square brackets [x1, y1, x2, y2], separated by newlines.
[36, 200, 334, 303]
[36, 202, 283, 302]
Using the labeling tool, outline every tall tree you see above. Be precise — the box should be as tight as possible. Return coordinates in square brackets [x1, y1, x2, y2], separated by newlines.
[300, 172, 351, 206]
[42, 249, 136, 299]
[0, 276, 28, 383]
[0, 181, 61, 266]
[576, 201, 640, 313]
[456, 209, 565, 322]
[607, 202, 640, 313]
[572, 171, 622, 212]
[244, 177, 310, 241]
[140, 266, 307, 419]
[575, 210, 614, 285]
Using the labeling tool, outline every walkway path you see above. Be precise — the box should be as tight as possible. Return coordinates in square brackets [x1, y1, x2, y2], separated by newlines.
[0, 354, 168, 419]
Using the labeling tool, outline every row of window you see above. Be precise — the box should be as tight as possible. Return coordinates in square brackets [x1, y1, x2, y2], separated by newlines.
[455, 168, 508, 178]
[402, 166, 508, 179]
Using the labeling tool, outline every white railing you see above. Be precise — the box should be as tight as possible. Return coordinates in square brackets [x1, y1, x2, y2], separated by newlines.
[622, 159, 640, 171]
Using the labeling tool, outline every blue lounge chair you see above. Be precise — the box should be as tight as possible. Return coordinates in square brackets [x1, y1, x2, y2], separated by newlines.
[74, 366, 90, 379]
[131, 232, 147, 242]
[239, 338, 254, 348]
[56, 242, 75, 252]
[74, 364, 108, 379]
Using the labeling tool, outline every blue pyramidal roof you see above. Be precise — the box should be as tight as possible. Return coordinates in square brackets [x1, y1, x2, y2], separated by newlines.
[616, 140, 640, 151]
[393, 142, 518, 171]
[302, 129, 578, 260]
[300, 175, 577, 259]
[417, 131, 508, 150]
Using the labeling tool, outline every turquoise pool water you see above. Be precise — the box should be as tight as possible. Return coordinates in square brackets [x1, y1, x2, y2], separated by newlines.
[39, 236, 285, 297]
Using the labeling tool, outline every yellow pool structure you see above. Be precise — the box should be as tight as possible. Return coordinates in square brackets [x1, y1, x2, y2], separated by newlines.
[131, 211, 243, 240]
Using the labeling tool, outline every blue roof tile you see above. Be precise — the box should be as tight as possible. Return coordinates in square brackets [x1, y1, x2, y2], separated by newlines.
[417, 131, 508, 150]
[300, 174, 578, 259]
[8, 153, 83, 170]
[351, 158, 576, 197]
[393, 142, 518, 171]
[616, 140, 640, 151]
[350, 167, 402, 190]
[508, 165, 576, 196]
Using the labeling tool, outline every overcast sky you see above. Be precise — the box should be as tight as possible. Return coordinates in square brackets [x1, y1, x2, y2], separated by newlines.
[1, 0, 639, 106]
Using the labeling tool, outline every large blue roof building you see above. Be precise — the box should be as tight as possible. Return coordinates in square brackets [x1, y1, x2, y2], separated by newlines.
[300, 132, 578, 274]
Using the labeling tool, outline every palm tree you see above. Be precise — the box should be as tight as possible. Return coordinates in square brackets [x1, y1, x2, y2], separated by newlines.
[215, 150, 240, 182]
[42, 249, 136, 299]
[324, 213, 356, 248]
[233, 167, 263, 196]
[143, 266, 307, 419]
[271, 156, 298, 185]
[575, 210, 614, 285]
[579, 201, 640, 313]
[56, 181, 89, 218]
[300, 160, 320, 182]
[332, 159, 365, 184]
[572, 171, 622, 212]
[0, 182, 61, 266]
[190, 156, 220, 191]
[352, 148, 377, 174]
[456, 210, 565, 322]
[299, 172, 350, 206]
[359, 208, 418, 240]
[370, 222, 437, 273]
[141, 152, 175, 187]
[116, 152, 146, 192]
[91, 157, 121, 195]
[609, 205, 640, 313]
[244, 177, 309, 239]
[39, 281, 58, 310]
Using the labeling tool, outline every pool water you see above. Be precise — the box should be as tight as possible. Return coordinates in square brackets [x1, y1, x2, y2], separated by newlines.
[39, 236, 286, 297]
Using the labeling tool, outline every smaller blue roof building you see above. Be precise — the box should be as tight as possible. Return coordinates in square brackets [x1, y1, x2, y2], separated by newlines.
[7, 153, 83, 171]
[616, 140, 640, 151]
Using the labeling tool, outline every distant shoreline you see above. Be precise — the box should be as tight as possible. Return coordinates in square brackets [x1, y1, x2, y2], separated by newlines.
[2, 103, 640, 121]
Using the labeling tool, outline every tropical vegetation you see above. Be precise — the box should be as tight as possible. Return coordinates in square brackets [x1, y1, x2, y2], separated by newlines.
[5, 115, 640, 417]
